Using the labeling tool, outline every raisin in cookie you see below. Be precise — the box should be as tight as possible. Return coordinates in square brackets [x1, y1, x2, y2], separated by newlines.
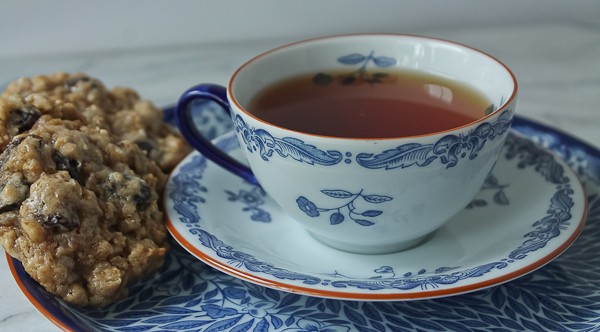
[0, 72, 190, 170]
[0, 118, 168, 307]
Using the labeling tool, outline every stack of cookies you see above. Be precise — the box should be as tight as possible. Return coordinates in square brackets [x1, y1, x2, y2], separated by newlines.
[0, 73, 191, 307]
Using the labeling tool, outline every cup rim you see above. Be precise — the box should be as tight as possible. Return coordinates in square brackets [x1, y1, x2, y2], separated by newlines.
[228, 33, 518, 141]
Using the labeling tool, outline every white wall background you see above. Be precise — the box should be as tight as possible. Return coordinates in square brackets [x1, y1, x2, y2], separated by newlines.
[1, 0, 599, 58]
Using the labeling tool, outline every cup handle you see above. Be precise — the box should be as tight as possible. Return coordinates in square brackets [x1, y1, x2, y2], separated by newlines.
[175, 83, 259, 185]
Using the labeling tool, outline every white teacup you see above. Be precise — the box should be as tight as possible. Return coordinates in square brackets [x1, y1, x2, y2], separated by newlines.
[175, 34, 517, 254]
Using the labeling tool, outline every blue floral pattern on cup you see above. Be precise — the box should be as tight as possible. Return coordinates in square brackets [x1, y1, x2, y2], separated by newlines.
[313, 51, 398, 86]
[234, 115, 343, 166]
[356, 110, 513, 169]
[234, 109, 512, 170]
[296, 190, 392, 226]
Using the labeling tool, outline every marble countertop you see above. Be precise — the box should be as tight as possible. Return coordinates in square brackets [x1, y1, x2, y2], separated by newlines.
[0, 22, 598, 331]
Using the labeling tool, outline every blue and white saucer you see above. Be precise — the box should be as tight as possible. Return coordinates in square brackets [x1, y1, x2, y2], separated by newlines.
[9, 115, 600, 331]
[165, 130, 586, 301]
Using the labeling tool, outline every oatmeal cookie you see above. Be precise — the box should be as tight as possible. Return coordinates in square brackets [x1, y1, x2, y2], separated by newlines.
[0, 72, 190, 170]
[0, 73, 190, 307]
[0, 118, 167, 307]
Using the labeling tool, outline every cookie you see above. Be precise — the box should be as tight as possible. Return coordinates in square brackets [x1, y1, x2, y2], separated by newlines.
[0, 73, 190, 307]
[0, 72, 191, 170]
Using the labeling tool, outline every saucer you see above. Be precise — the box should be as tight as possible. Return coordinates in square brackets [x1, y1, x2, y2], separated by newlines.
[9, 113, 600, 331]
[165, 130, 587, 301]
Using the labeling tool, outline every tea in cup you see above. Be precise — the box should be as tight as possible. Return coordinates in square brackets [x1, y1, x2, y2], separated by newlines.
[175, 34, 517, 254]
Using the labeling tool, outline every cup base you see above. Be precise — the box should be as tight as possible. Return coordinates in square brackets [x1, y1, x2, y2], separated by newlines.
[308, 231, 429, 255]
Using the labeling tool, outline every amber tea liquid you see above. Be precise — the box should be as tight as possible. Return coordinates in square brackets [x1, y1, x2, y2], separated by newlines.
[247, 69, 492, 138]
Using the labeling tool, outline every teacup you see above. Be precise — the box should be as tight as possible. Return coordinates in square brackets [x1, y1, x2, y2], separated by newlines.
[175, 34, 517, 254]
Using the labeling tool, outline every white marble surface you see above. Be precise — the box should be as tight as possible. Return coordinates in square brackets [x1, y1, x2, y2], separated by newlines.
[2, 0, 598, 58]
[0, 22, 599, 331]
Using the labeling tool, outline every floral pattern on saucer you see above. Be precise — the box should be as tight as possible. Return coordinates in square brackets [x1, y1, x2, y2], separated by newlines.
[7, 113, 599, 332]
